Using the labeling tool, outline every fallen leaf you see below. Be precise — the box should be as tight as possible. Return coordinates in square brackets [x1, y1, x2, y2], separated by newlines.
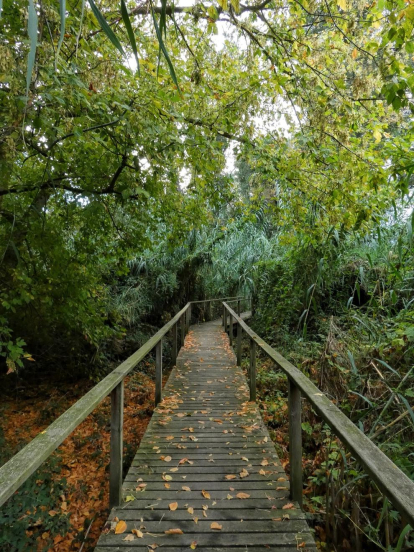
[124, 495, 135, 502]
[162, 474, 172, 481]
[123, 534, 134, 542]
[169, 502, 178, 511]
[261, 459, 269, 466]
[282, 503, 295, 510]
[182, 486, 191, 492]
[132, 529, 144, 537]
[187, 507, 194, 514]
[211, 522, 222, 530]
[225, 474, 236, 480]
[115, 520, 127, 534]
[236, 492, 250, 499]
[165, 528, 184, 535]
[201, 490, 211, 499]
[190, 541, 197, 549]
[163, 456, 172, 462]
[239, 469, 249, 478]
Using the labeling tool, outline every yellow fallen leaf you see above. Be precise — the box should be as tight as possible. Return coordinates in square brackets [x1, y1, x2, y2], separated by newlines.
[225, 474, 236, 480]
[187, 507, 194, 514]
[123, 534, 134, 541]
[162, 474, 172, 481]
[132, 529, 143, 537]
[182, 486, 191, 491]
[165, 528, 184, 534]
[190, 541, 197, 549]
[261, 459, 268, 466]
[239, 469, 249, 478]
[115, 520, 127, 534]
[201, 490, 211, 499]
[236, 492, 250, 499]
[163, 456, 172, 462]
[211, 522, 222, 530]
[169, 502, 178, 511]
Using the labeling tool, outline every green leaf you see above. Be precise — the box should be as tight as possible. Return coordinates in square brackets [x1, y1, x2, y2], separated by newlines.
[121, 0, 140, 75]
[395, 525, 412, 552]
[56, 0, 66, 68]
[26, 0, 38, 101]
[398, 394, 414, 427]
[151, 5, 180, 91]
[75, 0, 86, 55]
[375, 359, 400, 378]
[88, 0, 125, 56]
[230, 0, 240, 14]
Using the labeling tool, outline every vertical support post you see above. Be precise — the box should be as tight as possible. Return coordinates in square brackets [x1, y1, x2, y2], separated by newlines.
[229, 314, 233, 345]
[155, 339, 162, 406]
[172, 322, 177, 366]
[188, 304, 192, 330]
[249, 339, 256, 402]
[181, 314, 185, 346]
[288, 378, 303, 508]
[236, 322, 242, 366]
[237, 299, 241, 316]
[222, 304, 226, 327]
[208, 301, 211, 321]
[109, 381, 124, 509]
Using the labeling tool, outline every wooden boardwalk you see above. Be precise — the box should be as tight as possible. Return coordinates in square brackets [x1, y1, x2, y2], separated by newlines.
[96, 318, 315, 551]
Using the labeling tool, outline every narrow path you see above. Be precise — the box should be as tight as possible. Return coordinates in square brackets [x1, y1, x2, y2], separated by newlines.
[96, 319, 315, 550]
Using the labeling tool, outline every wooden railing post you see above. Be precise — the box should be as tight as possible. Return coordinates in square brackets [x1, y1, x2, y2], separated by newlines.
[229, 314, 233, 345]
[155, 339, 162, 406]
[237, 322, 242, 366]
[237, 299, 241, 316]
[172, 322, 177, 366]
[288, 378, 303, 508]
[188, 304, 192, 330]
[222, 304, 226, 327]
[109, 381, 124, 509]
[181, 314, 185, 346]
[249, 338, 256, 402]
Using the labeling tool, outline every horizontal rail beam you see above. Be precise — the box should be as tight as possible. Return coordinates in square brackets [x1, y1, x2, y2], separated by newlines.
[190, 296, 244, 304]
[223, 303, 414, 527]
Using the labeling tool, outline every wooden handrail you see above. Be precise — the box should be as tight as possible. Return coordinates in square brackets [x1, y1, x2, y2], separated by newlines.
[0, 297, 245, 510]
[223, 302, 414, 527]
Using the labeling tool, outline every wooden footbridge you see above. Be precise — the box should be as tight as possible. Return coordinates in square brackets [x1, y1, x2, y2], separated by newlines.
[1, 298, 413, 551]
